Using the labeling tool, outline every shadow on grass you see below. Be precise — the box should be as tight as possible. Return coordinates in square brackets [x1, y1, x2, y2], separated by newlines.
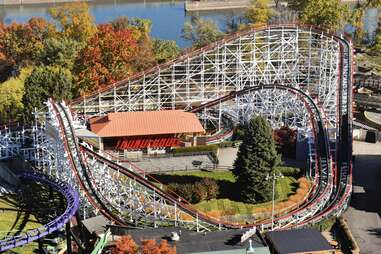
[150, 174, 241, 201]
[0, 179, 66, 238]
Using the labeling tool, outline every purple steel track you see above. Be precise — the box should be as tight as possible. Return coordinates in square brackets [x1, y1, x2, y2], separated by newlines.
[0, 171, 79, 252]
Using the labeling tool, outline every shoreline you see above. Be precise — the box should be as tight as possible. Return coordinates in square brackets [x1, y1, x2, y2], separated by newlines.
[185, 0, 367, 12]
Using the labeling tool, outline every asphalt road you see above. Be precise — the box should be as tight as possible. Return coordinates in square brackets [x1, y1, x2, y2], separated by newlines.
[343, 141, 381, 254]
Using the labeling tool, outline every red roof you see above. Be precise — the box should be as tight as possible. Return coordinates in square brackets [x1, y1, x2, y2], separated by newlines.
[89, 110, 205, 138]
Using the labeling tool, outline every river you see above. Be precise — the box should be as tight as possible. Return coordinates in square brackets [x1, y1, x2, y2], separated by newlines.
[0, 0, 243, 48]
[0, 0, 379, 48]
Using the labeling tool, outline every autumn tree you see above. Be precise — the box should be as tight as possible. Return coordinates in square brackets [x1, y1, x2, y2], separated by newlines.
[233, 116, 280, 203]
[182, 17, 225, 48]
[113, 235, 138, 254]
[126, 18, 156, 72]
[0, 17, 56, 68]
[0, 68, 31, 124]
[289, 0, 349, 30]
[112, 236, 176, 254]
[245, 0, 273, 25]
[48, 3, 97, 44]
[73, 24, 138, 94]
[273, 126, 297, 158]
[153, 39, 180, 63]
[141, 239, 176, 254]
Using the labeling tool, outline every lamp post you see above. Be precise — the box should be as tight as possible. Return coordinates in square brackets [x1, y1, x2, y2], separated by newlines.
[266, 171, 284, 231]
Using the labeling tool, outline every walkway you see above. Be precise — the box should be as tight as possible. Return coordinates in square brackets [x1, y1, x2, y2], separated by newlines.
[125, 155, 214, 173]
[343, 141, 381, 254]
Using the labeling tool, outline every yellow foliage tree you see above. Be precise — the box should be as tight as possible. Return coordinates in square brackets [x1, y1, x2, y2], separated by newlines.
[245, 0, 273, 26]
[0, 68, 32, 123]
[48, 3, 97, 44]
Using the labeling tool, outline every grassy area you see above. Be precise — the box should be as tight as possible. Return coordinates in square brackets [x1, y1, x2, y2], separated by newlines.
[0, 180, 66, 254]
[151, 169, 300, 221]
[194, 176, 297, 215]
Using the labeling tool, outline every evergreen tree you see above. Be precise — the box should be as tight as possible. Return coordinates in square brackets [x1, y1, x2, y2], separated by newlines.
[232, 116, 280, 203]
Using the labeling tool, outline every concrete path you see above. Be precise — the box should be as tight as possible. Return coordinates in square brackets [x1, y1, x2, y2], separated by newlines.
[343, 141, 381, 254]
[218, 147, 238, 167]
[126, 154, 214, 173]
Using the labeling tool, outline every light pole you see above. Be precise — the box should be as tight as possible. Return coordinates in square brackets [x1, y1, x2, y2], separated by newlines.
[266, 171, 284, 230]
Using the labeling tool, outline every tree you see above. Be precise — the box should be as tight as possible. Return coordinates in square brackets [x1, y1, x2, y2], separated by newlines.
[245, 0, 273, 25]
[141, 239, 176, 254]
[273, 126, 297, 158]
[288, 0, 349, 30]
[232, 116, 280, 203]
[0, 68, 31, 124]
[74, 24, 138, 94]
[152, 39, 180, 63]
[374, 16, 381, 51]
[0, 17, 56, 67]
[23, 65, 73, 121]
[48, 3, 97, 44]
[113, 235, 138, 254]
[38, 37, 80, 69]
[182, 17, 225, 48]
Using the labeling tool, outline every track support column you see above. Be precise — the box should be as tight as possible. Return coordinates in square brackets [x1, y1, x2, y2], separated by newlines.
[66, 222, 72, 254]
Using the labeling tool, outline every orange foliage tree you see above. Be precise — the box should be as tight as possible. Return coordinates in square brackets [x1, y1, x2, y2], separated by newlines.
[114, 235, 138, 254]
[0, 17, 56, 66]
[273, 126, 297, 158]
[74, 24, 138, 94]
[112, 235, 176, 254]
[141, 239, 176, 254]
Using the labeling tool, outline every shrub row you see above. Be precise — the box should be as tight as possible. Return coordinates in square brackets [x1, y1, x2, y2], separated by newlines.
[276, 166, 302, 177]
[172, 144, 219, 154]
[167, 178, 219, 204]
[218, 141, 242, 148]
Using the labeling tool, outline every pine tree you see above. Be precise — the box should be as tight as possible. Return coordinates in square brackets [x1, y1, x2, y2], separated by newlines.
[232, 116, 280, 203]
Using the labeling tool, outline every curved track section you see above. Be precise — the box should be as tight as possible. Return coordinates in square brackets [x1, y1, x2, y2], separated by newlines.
[0, 171, 79, 252]
[46, 24, 352, 230]
[50, 83, 333, 230]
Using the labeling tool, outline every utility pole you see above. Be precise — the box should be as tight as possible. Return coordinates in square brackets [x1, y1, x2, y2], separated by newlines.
[266, 172, 284, 230]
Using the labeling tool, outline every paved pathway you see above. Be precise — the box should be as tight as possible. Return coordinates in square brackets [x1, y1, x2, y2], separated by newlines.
[126, 155, 214, 173]
[343, 141, 381, 254]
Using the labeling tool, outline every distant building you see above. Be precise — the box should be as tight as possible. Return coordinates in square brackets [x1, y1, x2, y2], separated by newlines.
[266, 228, 335, 254]
[89, 110, 205, 152]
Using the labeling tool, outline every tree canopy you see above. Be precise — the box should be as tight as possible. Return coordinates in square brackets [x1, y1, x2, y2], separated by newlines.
[23, 65, 73, 120]
[245, 0, 273, 25]
[182, 17, 225, 48]
[112, 235, 176, 254]
[48, 3, 97, 44]
[233, 116, 280, 203]
[296, 0, 350, 30]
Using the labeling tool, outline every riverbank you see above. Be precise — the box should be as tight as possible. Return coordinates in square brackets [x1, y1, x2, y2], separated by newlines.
[185, 0, 367, 12]
[0, 0, 90, 5]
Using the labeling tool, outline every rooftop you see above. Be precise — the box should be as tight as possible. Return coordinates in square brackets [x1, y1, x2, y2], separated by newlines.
[266, 228, 333, 254]
[109, 226, 269, 254]
[89, 110, 205, 138]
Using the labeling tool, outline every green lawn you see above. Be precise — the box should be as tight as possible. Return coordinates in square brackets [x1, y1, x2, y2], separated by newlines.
[151, 169, 300, 222]
[0, 180, 66, 254]
[194, 176, 297, 214]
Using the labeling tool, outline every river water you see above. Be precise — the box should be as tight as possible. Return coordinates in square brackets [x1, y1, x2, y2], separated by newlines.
[0, 0, 243, 47]
[0, 0, 379, 48]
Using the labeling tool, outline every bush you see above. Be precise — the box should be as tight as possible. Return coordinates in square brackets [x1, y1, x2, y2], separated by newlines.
[166, 178, 219, 204]
[218, 141, 242, 148]
[200, 178, 219, 200]
[276, 166, 301, 177]
[172, 145, 218, 154]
